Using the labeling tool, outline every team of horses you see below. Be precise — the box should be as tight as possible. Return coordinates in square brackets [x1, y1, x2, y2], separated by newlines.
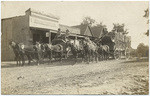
[9, 37, 110, 66]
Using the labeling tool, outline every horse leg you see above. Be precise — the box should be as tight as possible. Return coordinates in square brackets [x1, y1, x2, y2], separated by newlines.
[49, 51, 52, 64]
[17, 55, 20, 66]
[37, 53, 40, 66]
[59, 52, 63, 63]
[16, 57, 19, 66]
[99, 53, 101, 61]
[91, 51, 93, 63]
[94, 51, 97, 63]
[81, 51, 84, 63]
[92, 52, 95, 62]
[75, 53, 78, 64]
[90, 51, 93, 63]
[104, 53, 106, 60]
[21, 55, 25, 66]
[107, 53, 109, 60]
[106, 52, 108, 60]
[87, 52, 90, 63]
[95, 52, 98, 63]
[106, 53, 108, 60]
[26, 55, 31, 65]
[15, 56, 19, 66]
[103, 52, 105, 60]
[87, 53, 90, 64]
[35, 53, 39, 66]
[19, 55, 23, 66]
[19, 56, 22, 66]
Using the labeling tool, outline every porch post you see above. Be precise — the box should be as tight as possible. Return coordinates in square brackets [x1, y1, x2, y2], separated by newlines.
[49, 30, 51, 44]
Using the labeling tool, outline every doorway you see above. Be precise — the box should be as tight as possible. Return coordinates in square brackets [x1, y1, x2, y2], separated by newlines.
[31, 28, 49, 44]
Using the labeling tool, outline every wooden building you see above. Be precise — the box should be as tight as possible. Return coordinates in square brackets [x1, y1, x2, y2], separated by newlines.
[1, 8, 80, 61]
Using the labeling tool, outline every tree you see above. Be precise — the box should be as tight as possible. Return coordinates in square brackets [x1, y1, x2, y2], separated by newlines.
[81, 16, 95, 25]
[112, 23, 126, 33]
[96, 22, 106, 27]
[143, 8, 149, 36]
[136, 43, 149, 57]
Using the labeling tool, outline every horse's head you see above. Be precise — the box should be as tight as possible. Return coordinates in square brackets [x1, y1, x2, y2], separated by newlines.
[66, 40, 73, 47]
[40, 43, 47, 52]
[34, 42, 42, 51]
[9, 40, 16, 48]
[82, 40, 88, 49]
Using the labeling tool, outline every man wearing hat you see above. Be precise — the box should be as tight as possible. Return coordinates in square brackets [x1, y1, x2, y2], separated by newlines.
[55, 28, 62, 39]
[65, 29, 70, 37]
[65, 29, 70, 41]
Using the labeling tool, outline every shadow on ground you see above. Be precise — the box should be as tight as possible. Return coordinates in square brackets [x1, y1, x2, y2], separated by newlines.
[122, 57, 149, 64]
[1, 57, 86, 68]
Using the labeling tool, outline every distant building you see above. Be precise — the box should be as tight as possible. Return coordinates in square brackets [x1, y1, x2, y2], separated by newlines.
[73, 24, 108, 41]
[91, 26, 107, 38]
[72, 24, 93, 37]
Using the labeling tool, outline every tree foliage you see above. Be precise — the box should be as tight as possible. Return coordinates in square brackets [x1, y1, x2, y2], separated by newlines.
[143, 8, 149, 36]
[81, 16, 95, 25]
[112, 23, 128, 34]
[136, 43, 149, 57]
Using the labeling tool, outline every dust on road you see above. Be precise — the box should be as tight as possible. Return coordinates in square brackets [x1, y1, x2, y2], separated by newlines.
[1, 59, 149, 95]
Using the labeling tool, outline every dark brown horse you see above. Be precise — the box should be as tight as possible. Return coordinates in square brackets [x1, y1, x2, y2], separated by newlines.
[97, 44, 110, 61]
[41, 43, 52, 64]
[9, 41, 24, 66]
[66, 39, 85, 63]
[43, 42, 64, 63]
[9, 41, 42, 66]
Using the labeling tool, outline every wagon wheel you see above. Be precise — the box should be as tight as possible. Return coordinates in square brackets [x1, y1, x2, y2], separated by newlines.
[114, 50, 120, 60]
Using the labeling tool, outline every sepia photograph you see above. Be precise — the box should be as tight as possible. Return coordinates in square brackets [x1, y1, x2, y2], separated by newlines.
[1, 1, 149, 95]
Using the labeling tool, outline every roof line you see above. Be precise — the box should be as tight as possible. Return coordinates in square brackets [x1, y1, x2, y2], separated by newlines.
[1, 15, 25, 20]
[88, 26, 94, 37]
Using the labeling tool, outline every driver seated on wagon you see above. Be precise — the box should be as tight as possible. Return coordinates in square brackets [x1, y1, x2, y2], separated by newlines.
[64, 29, 70, 41]
[53, 28, 70, 44]
[55, 28, 62, 39]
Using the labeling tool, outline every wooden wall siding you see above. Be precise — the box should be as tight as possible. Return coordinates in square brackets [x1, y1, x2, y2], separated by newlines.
[1, 15, 29, 61]
[1, 19, 14, 61]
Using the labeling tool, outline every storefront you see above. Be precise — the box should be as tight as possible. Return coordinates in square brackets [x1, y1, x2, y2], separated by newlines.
[1, 8, 80, 61]
[26, 8, 59, 44]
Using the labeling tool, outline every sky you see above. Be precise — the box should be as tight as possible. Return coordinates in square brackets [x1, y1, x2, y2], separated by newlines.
[1, 1, 149, 49]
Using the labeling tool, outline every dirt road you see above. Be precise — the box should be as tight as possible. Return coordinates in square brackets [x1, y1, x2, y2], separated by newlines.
[1, 59, 149, 95]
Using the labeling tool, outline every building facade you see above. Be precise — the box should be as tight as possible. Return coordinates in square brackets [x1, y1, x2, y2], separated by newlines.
[1, 8, 80, 61]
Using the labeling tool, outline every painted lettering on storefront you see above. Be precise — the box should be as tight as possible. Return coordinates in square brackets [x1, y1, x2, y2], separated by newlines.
[29, 16, 59, 30]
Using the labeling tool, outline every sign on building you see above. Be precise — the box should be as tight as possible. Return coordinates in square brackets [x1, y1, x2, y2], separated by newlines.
[46, 32, 49, 37]
[28, 10, 59, 30]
